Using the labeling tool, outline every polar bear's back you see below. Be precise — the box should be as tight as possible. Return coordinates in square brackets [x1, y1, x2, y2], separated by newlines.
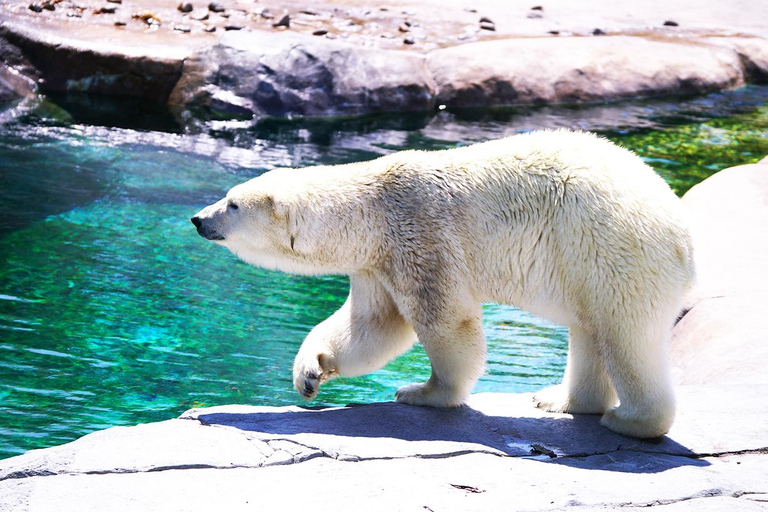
[377, 130, 694, 325]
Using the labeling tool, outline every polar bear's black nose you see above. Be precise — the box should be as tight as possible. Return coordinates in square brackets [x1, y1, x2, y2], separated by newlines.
[191, 216, 202, 228]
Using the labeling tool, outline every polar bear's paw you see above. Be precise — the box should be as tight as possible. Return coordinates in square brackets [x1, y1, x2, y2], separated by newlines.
[533, 384, 573, 413]
[600, 405, 673, 439]
[533, 384, 611, 415]
[395, 381, 466, 408]
[293, 353, 338, 401]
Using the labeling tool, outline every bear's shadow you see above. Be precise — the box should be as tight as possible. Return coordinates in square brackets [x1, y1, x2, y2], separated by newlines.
[194, 401, 708, 474]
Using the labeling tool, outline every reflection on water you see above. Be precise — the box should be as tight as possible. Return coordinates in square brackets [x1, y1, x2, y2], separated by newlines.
[1, 87, 767, 459]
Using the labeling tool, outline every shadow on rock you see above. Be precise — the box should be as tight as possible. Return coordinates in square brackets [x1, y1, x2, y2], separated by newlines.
[191, 401, 708, 473]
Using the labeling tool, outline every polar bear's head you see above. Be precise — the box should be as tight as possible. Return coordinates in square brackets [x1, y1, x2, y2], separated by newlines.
[191, 174, 297, 270]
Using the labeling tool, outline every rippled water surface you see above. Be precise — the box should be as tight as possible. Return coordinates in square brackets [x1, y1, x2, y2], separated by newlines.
[1, 88, 767, 459]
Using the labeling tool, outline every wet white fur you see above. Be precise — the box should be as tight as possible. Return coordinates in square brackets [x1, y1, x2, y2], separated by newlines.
[194, 130, 695, 438]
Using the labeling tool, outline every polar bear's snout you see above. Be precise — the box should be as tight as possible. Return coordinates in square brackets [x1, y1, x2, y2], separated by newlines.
[191, 203, 227, 241]
[191, 215, 225, 241]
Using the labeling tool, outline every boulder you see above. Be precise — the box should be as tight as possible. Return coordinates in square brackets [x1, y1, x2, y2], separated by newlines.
[671, 161, 768, 385]
[169, 30, 437, 119]
[0, 21, 191, 102]
[427, 36, 746, 108]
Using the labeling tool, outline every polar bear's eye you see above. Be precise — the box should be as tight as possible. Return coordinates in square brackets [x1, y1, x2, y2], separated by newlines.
[228, 202, 239, 211]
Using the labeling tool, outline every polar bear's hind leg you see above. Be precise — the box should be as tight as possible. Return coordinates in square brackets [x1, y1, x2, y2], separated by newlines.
[533, 325, 618, 414]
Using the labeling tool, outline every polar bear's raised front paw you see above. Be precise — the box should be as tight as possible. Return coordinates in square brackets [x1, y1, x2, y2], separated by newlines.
[293, 353, 338, 401]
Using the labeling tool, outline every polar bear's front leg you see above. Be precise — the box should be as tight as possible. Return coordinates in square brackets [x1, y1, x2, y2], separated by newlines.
[395, 307, 486, 408]
[293, 271, 417, 400]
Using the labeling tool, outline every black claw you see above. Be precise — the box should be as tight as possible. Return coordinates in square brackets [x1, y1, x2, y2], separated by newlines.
[303, 381, 315, 396]
[305, 371, 318, 381]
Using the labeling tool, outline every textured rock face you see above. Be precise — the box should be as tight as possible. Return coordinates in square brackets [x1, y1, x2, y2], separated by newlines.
[1, 159, 768, 510]
[0, 22, 191, 102]
[3, 1, 768, 118]
[169, 31, 437, 118]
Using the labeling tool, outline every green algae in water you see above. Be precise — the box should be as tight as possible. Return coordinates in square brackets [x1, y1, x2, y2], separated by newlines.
[611, 105, 768, 195]
[1, 87, 767, 459]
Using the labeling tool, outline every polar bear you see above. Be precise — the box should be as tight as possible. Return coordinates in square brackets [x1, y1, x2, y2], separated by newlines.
[191, 130, 695, 438]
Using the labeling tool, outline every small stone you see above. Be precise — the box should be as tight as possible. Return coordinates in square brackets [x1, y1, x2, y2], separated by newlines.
[403, 37, 415, 45]
[479, 21, 495, 31]
[191, 11, 208, 20]
[208, 2, 224, 13]
[114, 20, 126, 26]
[41, 1, 55, 10]
[218, 12, 229, 17]
[663, 20, 679, 27]
[398, 23, 410, 32]
[97, 5, 117, 14]
[272, 13, 289, 28]
[224, 24, 243, 30]
[312, 28, 328, 36]
[531, 5, 543, 10]
[479, 16, 494, 24]
[203, 25, 216, 32]
[299, 9, 317, 16]
[592, 28, 605, 35]
[107, 0, 122, 3]
[178, 2, 192, 13]
[28, 3, 43, 12]
[526, 11, 542, 19]
[259, 9, 274, 19]
[132, 11, 161, 26]
[174, 24, 191, 32]
[548, 30, 559, 35]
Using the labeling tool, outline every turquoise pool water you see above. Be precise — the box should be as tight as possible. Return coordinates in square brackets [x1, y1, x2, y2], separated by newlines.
[1, 88, 767, 459]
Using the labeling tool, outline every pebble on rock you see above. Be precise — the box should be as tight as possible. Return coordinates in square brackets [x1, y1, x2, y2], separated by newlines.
[178, 2, 193, 13]
[132, 11, 161, 26]
[28, 3, 43, 12]
[192, 11, 208, 20]
[531, 5, 544, 10]
[114, 20, 126, 26]
[663, 20, 679, 26]
[312, 28, 328, 36]
[208, 2, 224, 13]
[272, 13, 289, 28]
[398, 23, 410, 32]
[96, 6, 117, 14]
[592, 28, 605, 35]
[41, 1, 55, 10]
[527, 11, 543, 19]
[224, 24, 243, 30]
[480, 21, 495, 31]
[403, 37, 415, 44]
[107, 0, 122, 4]
[203, 25, 216, 32]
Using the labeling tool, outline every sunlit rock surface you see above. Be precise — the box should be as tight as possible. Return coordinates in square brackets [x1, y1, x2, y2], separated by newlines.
[0, 158, 767, 510]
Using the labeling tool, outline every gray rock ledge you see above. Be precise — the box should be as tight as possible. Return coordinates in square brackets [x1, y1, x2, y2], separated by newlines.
[1, 160, 767, 510]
